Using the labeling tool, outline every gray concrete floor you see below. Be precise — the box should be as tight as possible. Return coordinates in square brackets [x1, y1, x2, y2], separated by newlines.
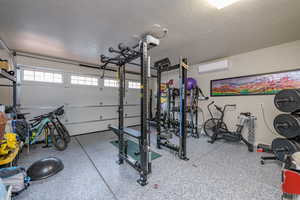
[15, 128, 282, 200]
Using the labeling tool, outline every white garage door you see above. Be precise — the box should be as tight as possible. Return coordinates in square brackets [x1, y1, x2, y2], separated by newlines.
[17, 64, 140, 136]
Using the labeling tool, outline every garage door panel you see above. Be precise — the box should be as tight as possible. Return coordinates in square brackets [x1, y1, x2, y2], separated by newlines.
[65, 106, 118, 123]
[64, 87, 101, 105]
[125, 89, 140, 104]
[125, 106, 140, 116]
[18, 66, 140, 135]
[125, 117, 139, 126]
[98, 107, 118, 119]
[101, 88, 119, 105]
[20, 84, 67, 107]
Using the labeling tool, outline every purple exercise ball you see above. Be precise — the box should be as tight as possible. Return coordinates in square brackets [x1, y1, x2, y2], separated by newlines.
[186, 77, 197, 90]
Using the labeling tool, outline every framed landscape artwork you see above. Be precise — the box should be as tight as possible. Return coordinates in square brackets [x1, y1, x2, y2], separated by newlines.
[211, 69, 300, 96]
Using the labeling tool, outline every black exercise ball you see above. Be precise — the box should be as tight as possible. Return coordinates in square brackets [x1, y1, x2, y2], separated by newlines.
[27, 157, 64, 181]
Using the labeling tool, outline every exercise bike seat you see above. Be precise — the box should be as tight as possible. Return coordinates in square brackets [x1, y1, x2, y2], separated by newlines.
[240, 112, 251, 117]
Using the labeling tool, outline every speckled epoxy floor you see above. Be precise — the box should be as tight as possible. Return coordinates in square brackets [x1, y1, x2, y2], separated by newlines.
[15, 128, 282, 200]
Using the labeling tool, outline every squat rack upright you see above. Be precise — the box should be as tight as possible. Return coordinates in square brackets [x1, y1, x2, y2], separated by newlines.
[155, 57, 189, 160]
[101, 35, 160, 186]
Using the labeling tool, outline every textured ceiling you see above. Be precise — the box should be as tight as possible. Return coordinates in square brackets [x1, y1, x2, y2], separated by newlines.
[0, 0, 300, 66]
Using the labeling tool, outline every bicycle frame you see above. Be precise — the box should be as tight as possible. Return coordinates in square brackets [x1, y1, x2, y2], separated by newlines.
[29, 117, 52, 144]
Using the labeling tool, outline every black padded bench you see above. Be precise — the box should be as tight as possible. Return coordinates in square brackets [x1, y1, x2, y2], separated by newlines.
[109, 124, 141, 139]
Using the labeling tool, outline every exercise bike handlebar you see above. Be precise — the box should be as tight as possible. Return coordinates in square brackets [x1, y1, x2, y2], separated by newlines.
[208, 101, 215, 106]
[222, 104, 236, 112]
[207, 101, 215, 118]
[207, 102, 236, 118]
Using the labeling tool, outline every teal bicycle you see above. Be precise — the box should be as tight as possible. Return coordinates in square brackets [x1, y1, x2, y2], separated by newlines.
[16, 107, 69, 151]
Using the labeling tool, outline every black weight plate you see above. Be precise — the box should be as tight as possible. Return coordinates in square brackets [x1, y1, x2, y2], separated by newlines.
[274, 89, 300, 112]
[271, 138, 300, 162]
[274, 114, 300, 138]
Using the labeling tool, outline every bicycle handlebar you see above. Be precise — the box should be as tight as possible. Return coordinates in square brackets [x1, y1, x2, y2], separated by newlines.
[54, 106, 64, 115]
[55, 105, 64, 110]
[30, 112, 52, 121]
[30, 106, 65, 121]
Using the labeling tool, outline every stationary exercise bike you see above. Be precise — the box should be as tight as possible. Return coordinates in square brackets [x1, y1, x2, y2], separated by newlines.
[203, 101, 254, 152]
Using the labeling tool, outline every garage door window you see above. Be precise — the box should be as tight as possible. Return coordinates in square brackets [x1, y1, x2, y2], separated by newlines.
[71, 75, 98, 86]
[128, 81, 140, 89]
[104, 79, 119, 88]
[23, 70, 63, 83]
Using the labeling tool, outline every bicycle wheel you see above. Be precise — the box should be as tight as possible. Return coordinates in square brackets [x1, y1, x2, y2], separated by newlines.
[203, 118, 227, 138]
[55, 120, 71, 143]
[50, 126, 67, 151]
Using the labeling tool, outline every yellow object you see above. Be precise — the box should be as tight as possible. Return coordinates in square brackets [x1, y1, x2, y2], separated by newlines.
[0, 133, 19, 165]
[0, 144, 19, 166]
[161, 96, 167, 104]
[160, 83, 167, 91]
[0, 144, 8, 155]
[0, 60, 9, 71]
[5, 133, 17, 149]
[181, 62, 189, 70]
[0, 133, 17, 156]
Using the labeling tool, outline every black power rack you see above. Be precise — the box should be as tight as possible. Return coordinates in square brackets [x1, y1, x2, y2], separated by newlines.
[101, 35, 159, 186]
[155, 57, 189, 160]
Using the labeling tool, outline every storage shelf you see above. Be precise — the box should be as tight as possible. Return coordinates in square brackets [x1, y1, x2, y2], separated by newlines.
[0, 69, 16, 82]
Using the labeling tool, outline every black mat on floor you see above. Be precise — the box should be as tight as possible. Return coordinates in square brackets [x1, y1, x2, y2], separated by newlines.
[110, 140, 161, 161]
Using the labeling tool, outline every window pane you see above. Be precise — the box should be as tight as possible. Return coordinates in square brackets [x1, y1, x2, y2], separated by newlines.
[53, 74, 62, 83]
[128, 81, 140, 89]
[71, 75, 98, 86]
[104, 79, 119, 88]
[34, 72, 43, 81]
[44, 72, 53, 82]
[24, 70, 34, 81]
[23, 70, 63, 83]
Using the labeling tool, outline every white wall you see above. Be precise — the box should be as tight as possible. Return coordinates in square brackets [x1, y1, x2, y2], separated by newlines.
[0, 50, 10, 60]
[0, 49, 12, 105]
[161, 40, 300, 145]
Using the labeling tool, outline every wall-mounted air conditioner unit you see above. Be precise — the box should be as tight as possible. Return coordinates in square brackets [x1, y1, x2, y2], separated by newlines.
[195, 59, 229, 74]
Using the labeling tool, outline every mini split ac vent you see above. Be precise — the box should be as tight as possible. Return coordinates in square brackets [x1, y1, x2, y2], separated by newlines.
[194, 60, 229, 74]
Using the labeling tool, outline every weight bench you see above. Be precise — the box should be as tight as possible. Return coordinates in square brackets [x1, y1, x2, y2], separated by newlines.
[109, 124, 142, 157]
[109, 124, 141, 139]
